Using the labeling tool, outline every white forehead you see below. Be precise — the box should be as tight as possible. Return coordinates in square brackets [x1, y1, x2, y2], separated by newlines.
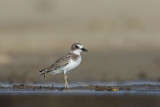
[77, 44, 83, 48]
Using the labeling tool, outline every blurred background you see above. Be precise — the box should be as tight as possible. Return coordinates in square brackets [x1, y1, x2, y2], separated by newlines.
[0, 0, 160, 83]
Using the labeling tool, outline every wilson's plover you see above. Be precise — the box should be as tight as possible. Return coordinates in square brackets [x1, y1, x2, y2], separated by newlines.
[39, 43, 88, 89]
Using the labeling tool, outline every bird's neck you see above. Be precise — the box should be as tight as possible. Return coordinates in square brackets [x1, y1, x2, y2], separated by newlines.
[70, 50, 81, 55]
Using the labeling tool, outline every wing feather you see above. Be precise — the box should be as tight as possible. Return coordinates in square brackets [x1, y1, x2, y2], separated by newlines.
[48, 53, 71, 71]
[39, 53, 71, 78]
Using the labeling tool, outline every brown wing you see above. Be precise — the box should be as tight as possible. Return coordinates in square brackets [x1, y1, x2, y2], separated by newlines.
[39, 53, 71, 78]
[47, 53, 71, 72]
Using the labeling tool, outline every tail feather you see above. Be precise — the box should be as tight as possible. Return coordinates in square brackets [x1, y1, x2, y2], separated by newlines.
[39, 68, 48, 79]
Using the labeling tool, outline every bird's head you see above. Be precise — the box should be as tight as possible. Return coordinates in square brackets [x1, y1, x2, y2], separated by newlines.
[70, 43, 88, 55]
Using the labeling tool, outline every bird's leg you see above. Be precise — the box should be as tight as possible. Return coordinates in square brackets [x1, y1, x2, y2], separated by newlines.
[64, 74, 67, 89]
[66, 75, 69, 89]
[64, 74, 69, 89]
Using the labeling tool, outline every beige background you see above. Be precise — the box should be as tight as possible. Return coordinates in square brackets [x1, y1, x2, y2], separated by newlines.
[0, 0, 160, 83]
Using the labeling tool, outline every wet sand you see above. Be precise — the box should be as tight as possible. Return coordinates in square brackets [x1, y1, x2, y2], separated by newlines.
[0, 82, 160, 107]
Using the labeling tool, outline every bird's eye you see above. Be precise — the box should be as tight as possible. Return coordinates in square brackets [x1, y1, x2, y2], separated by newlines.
[75, 45, 79, 49]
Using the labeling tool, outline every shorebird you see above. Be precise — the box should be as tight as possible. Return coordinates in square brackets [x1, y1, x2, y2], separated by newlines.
[39, 43, 88, 89]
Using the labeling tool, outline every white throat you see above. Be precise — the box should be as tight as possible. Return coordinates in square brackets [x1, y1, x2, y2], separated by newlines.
[70, 50, 81, 55]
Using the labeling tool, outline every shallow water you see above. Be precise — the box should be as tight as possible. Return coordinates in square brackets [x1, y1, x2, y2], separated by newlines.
[1, 90, 160, 96]
[1, 81, 160, 107]
[0, 81, 160, 96]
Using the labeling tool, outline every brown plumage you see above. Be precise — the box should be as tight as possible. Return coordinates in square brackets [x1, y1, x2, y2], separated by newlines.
[39, 53, 80, 78]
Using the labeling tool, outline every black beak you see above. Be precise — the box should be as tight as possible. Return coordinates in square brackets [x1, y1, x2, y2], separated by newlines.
[81, 48, 88, 52]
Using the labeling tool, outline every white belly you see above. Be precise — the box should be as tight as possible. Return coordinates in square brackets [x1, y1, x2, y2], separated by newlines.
[65, 57, 81, 72]
[50, 57, 81, 75]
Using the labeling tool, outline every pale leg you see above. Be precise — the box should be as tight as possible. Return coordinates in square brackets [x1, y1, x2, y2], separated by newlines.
[66, 75, 69, 89]
[64, 74, 67, 89]
[64, 74, 69, 89]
